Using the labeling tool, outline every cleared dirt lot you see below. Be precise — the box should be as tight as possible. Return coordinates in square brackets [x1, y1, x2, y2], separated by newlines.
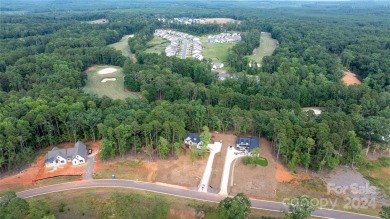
[96, 149, 208, 188]
[231, 137, 277, 199]
[95, 155, 157, 182]
[155, 150, 208, 188]
[342, 70, 361, 85]
[0, 141, 99, 193]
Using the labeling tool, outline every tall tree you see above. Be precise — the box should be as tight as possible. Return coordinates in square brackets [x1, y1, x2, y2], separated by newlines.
[218, 193, 251, 219]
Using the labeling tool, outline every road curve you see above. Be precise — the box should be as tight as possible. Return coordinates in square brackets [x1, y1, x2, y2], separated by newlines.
[16, 179, 379, 219]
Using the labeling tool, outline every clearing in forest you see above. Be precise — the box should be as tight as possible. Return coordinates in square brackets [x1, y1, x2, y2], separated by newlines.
[247, 32, 279, 65]
[231, 137, 278, 199]
[0, 141, 99, 194]
[86, 18, 109, 24]
[145, 36, 171, 54]
[109, 34, 134, 57]
[95, 149, 207, 188]
[198, 18, 239, 24]
[83, 65, 139, 100]
[200, 35, 236, 65]
[302, 107, 322, 115]
[342, 70, 361, 85]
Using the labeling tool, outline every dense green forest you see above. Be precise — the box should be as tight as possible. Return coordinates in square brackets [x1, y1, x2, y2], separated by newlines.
[0, 3, 389, 173]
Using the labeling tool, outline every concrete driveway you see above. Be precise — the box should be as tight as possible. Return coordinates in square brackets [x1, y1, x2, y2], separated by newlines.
[198, 142, 222, 192]
[219, 146, 246, 195]
[83, 154, 95, 180]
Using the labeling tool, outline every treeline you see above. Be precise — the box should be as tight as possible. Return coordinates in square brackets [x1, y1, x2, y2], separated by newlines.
[1, 8, 390, 173]
[264, 16, 390, 90]
[228, 29, 261, 72]
[124, 53, 298, 110]
[0, 191, 55, 219]
[128, 23, 158, 53]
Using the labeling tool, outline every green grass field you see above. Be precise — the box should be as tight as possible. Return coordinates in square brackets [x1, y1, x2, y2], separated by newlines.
[200, 35, 236, 63]
[359, 157, 390, 197]
[83, 65, 138, 100]
[247, 32, 279, 64]
[27, 188, 284, 219]
[108, 35, 133, 57]
[145, 36, 171, 54]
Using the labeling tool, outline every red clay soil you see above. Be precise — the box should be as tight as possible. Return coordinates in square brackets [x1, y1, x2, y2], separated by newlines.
[0, 141, 99, 192]
[342, 70, 361, 85]
[275, 163, 295, 183]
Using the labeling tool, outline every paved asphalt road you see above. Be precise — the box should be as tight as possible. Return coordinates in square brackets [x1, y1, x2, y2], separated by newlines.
[16, 179, 379, 219]
[181, 40, 188, 59]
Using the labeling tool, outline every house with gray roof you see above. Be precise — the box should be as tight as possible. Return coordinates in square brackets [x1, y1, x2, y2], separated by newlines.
[184, 133, 203, 149]
[236, 136, 260, 152]
[45, 141, 87, 167]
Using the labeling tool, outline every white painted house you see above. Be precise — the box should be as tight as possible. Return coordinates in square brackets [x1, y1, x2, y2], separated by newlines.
[212, 62, 224, 69]
[45, 141, 87, 167]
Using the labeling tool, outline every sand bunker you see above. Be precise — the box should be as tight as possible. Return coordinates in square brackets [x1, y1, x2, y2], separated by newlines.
[98, 68, 117, 75]
[101, 78, 117, 83]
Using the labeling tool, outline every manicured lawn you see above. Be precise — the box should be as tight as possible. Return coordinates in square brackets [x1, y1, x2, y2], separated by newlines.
[247, 32, 279, 65]
[243, 156, 269, 167]
[200, 35, 236, 63]
[108, 35, 133, 57]
[83, 65, 138, 100]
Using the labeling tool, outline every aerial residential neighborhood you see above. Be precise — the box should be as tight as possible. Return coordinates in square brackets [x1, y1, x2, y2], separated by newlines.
[1, 1, 389, 219]
[154, 29, 204, 60]
[207, 33, 242, 43]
